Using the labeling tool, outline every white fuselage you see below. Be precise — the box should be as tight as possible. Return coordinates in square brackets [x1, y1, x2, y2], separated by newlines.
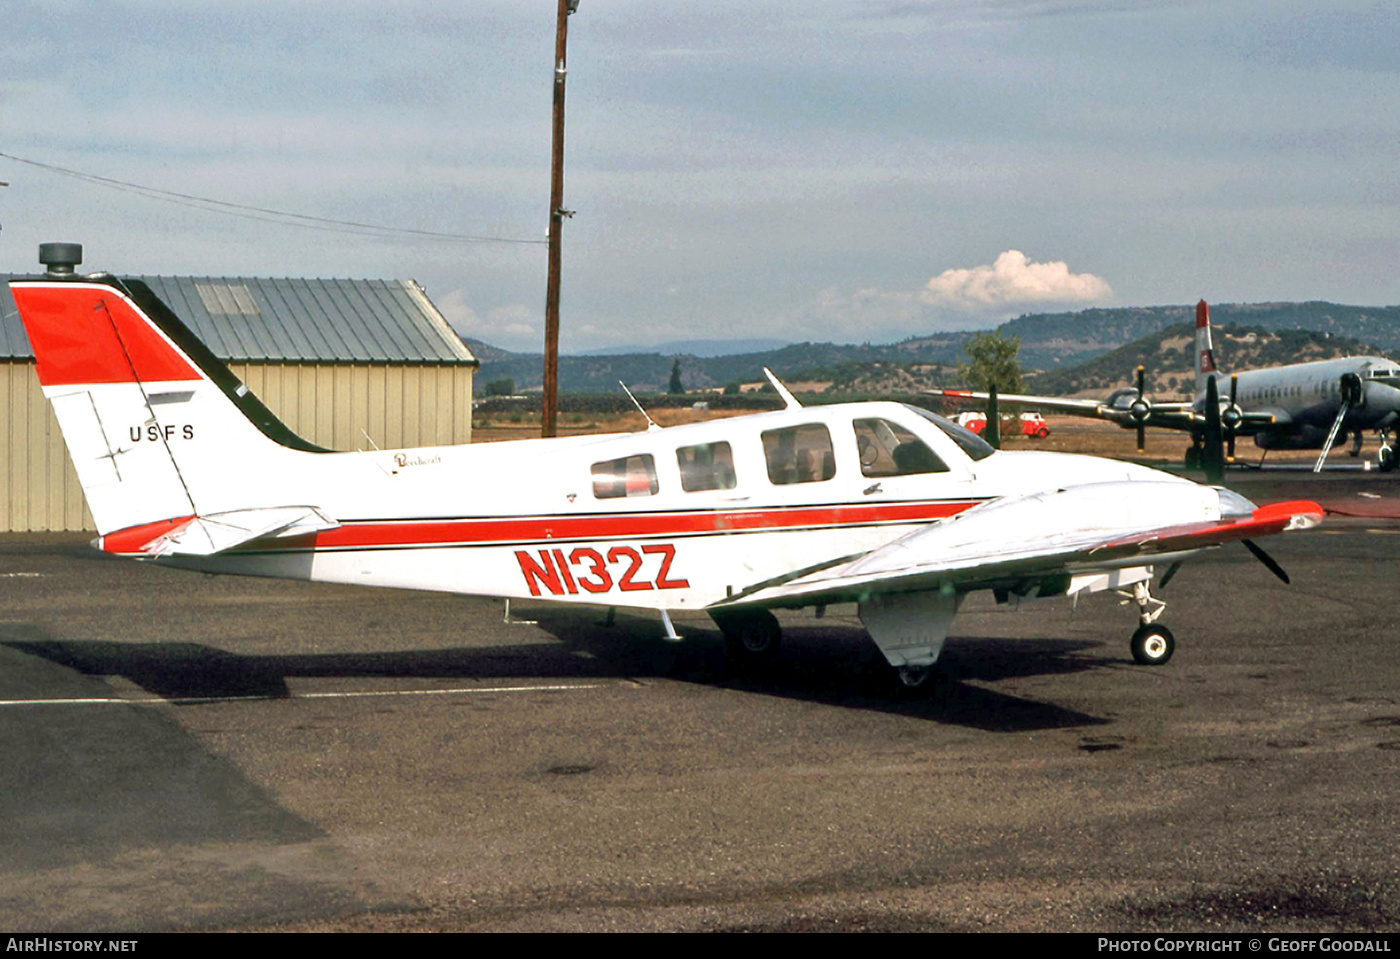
[123, 398, 1182, 611]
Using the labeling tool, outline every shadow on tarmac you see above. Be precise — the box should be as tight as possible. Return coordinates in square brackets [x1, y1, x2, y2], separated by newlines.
[5, 604, 1109, 733]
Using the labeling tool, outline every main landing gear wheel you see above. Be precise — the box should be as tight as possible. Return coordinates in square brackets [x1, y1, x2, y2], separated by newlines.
[1130, 624, 1175, 666]
[1379, 444, 1397, 473]
[712, 609, 782, 666]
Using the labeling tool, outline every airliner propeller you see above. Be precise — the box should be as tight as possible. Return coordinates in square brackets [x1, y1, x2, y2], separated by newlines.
[1221, 374, 1242, 461]
[1196, 374, 1242, 478]
[1201, 376, 1225, 483]
[1129, 365, 1151, 452]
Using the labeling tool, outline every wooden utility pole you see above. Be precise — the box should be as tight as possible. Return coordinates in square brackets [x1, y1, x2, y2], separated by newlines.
[542, 0, 576, 437]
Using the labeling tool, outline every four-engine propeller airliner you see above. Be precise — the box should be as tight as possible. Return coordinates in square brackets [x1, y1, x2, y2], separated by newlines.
[10, 247, 1323, 688]
[934, 300, 1400, 473]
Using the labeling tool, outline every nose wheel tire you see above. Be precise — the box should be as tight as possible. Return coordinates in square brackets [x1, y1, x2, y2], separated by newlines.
[1130, 624, 1175, 666]
[896, 664, 933, 689]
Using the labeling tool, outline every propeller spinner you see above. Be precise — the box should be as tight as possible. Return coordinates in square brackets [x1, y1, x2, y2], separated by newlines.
[1221, 374, 1242, 461]
[1129, 365, 1151, 452]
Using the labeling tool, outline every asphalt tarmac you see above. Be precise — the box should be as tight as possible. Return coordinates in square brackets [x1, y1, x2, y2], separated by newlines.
[2, 472, 1398, 933]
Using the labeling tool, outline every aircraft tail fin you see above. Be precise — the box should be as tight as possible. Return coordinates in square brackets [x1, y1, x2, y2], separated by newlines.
[10, 251, 325, 540]
[1195, 298, 1219, 398]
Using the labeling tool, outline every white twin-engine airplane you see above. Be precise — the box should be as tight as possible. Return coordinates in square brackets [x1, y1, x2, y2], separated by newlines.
[11, 251, 1324, 689]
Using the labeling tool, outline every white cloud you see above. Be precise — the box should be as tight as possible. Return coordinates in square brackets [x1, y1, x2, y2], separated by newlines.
[918, 250, 1113, 311]
[436, 290, 539, 350]
[434, 289, 480, 332]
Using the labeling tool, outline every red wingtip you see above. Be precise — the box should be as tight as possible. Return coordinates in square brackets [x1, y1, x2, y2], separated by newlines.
[1195, 299, 1210, 329]
[1251, 500, 1325, 528]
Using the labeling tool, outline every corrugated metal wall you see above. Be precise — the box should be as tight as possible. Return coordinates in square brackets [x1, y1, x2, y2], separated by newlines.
[2, 361, 89, 531]
[1, 361, 473, 531]
[230, 363, 473, 452]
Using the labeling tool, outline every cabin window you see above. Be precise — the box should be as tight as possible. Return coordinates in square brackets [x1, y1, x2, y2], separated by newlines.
[677, 441, 737, 492]
[762, 424, 835, 485]
[854, 419, 948, 477]
[592, 454, 659, 499]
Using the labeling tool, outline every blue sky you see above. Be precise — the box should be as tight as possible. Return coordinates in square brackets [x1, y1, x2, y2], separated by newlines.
[3, 1, 1397, 351]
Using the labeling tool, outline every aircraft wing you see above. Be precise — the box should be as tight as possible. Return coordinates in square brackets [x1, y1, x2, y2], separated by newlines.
[714, 482, 1321, 611]
[929, 388, 1198, 429]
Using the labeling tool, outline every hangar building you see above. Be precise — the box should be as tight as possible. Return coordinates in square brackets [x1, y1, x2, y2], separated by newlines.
[1, 272, 477, 532]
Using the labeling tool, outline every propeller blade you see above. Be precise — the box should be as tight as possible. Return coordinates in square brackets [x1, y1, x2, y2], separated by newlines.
[1201, 376, 1225, 483]
[1134, 365, 1147, 452]
[1158, 560, 1184, 589]
[1242, 538, 1291, 585]
[985, 385, 1001, 450]
[1225, 374, 1240, 461]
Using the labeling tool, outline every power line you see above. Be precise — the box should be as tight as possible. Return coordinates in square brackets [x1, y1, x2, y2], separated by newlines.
[0, 151, 546, 246]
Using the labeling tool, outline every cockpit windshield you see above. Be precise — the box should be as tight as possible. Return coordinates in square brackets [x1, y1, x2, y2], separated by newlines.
[904, 405, 997, 461]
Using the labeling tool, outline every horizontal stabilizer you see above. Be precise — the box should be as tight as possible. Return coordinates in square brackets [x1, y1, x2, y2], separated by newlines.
[103, 507, 339, 557]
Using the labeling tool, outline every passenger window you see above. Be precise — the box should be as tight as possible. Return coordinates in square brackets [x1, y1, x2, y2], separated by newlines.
[677, 441, 737, 492]
[762, 424, 835, 485]
[592, 454, 659, 499]
[854, 419, 948, 476]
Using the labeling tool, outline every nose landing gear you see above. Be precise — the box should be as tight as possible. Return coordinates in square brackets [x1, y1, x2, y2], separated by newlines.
[1119, 579, 1175, 666]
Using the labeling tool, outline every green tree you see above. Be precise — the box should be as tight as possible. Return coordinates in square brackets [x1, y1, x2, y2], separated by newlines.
[959, 332, 1023, 394]
[484, 377, 515, 397]
[667, 359, 684, 395]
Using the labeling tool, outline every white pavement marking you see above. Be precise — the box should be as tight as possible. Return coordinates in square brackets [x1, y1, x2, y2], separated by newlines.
[0, 682, 614, 708]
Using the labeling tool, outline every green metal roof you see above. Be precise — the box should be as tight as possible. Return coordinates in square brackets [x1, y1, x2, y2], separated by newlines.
[2, 274, 477, 365]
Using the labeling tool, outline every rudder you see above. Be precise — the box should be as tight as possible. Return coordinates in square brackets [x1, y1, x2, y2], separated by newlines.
[11, 264, 323, 538]
[1195, 298, 1219, 398]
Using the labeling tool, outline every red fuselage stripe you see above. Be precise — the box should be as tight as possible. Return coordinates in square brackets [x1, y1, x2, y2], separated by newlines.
[108, 500, 984, 554]
[298, 500, 981, 551]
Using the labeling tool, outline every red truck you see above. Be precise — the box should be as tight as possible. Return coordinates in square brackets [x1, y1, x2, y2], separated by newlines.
[953, 410, 1051, 439]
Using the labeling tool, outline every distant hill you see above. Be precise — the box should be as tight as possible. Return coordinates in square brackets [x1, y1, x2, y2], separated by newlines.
[461, 301, 1400, 395]
[465, 339, 972, 395]
[459, 337, 517, 365]
[1025, 324, 1388, 398]
[575, 338, 791, 357]
[1004, 302, 1400, 370]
